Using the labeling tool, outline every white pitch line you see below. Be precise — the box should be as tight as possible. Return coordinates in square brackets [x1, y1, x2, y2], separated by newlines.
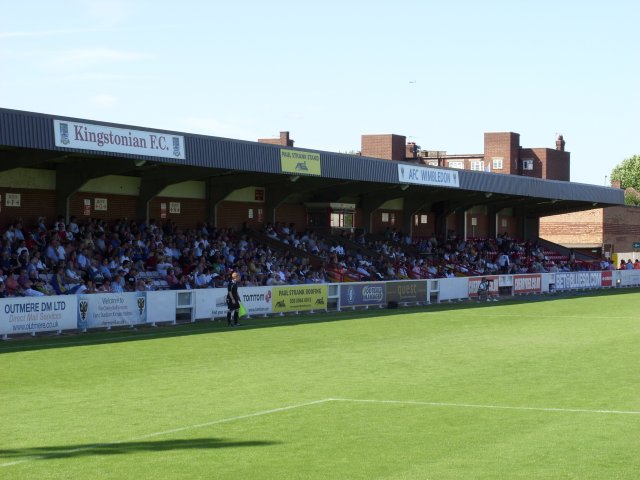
[131, 398, 332, 440]
[4, 396, 639, 468]
[0, 398, 332, 468]
[329, 398, 640, 415]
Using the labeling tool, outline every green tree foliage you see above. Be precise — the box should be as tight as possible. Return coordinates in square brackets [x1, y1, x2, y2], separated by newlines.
[611, 155, 640, 205]
[624, 189, 640, 206]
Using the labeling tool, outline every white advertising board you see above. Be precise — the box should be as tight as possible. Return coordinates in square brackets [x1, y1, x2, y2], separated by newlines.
[146, 290, 177, 324]
[195, 288, 228, 320]
[78, 292, 147, 329]
[54, 119, 186, 160]
[0, 296, 76, 335]
[238, 286, 273, 316]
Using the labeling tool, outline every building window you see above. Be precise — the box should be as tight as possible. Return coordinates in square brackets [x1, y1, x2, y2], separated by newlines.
[470, 161, 484, 171]
[448, 161, 464, 169]
[522, 159, 534, 171]
[426, 160, 438, 166]
[381, 212, 389, 223]
[331, 212, 353, 228]
[492, 157, 503, 169]
[420, 214, 428, 224]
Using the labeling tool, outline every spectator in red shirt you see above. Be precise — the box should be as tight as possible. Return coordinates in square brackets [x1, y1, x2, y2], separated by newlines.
[4, 270, 23, 297]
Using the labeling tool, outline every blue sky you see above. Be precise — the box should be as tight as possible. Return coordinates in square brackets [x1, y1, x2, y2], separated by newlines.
[1, 1, 637, 186]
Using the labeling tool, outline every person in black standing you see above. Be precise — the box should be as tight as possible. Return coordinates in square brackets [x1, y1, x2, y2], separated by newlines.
[226, 271, 241, 327]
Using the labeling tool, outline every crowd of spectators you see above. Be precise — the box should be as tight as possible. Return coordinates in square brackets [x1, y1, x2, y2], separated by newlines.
[0, 216, 330, 299]
[0, 216, 614, 299]
[262, 223, 607, 283]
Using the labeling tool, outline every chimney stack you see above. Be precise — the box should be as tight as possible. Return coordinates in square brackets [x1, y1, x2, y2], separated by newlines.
[258, 131, 294, 147]
[406, 142, 418, 160]
[556, 134, 565, 151]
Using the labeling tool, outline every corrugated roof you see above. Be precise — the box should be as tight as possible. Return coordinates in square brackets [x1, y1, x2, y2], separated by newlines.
[0, 107, 625, 206]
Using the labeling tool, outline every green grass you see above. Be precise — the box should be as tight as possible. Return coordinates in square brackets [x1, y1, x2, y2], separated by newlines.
[2, 290, 639, 479]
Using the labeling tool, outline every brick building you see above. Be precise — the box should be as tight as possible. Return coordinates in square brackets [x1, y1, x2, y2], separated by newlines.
[539, 204, 640, 258]
[361, 130, 637, 256]
[360, 131, 571, 180]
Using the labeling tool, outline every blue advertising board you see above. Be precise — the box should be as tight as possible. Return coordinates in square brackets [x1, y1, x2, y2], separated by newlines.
[340, 282, 386, 308]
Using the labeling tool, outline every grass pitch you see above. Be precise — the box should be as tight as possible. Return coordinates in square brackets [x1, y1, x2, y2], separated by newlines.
[1, 290, 639, 479]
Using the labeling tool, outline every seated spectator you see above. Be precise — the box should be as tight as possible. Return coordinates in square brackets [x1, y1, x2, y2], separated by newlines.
[4, 270, 23, 296]
[156, 254, 173, 277]
[98, 278, 113, 293]
[121, 270, 136, 292]
[50, 264, 81, 295]
[85, 258, 103, 284]
[165, 267, 179, 288]
[26, 252, 46, 276]
[64, 262, 84, 285]
[29, 270, 53, 296]
[0, 251, 11, 272]
[76, 279, 98, 295]
[111, 274, 125, 293]
[45, 237, 67, 265]
[172, 273, 193, 290]
[98, 258, 113, 280]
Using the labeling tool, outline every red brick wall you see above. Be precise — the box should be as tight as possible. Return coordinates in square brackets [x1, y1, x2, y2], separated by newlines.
[70, 192, 137, 222]
[603, 206, 640, 252]
[217, 201, 267, 231]
[466, 213, 489, 238]
[540, 206, 640, 253]
[354, 208, 364, 230]
[275, 203, 306, 231]
[519, 148, 543, 178]
[541, 148, 570, 181]
[257, 131, 293, 146]
[0, 188, 56, 230]
[484, 132, 520, 175]
[496, 214, 518, 238]
[539, 209, 604, 245]
[412, 212, 436, 237]
[521, 148, 569, 181]
[361, 134, 406, 161]
[371, 209, 404, 234]
[149, 197, 207, 230]
[445, 212, 458, 234]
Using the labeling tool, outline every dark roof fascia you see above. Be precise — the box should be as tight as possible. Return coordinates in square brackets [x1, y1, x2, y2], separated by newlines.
[0, 107, 625, 206]
[454, 168, 623, 205]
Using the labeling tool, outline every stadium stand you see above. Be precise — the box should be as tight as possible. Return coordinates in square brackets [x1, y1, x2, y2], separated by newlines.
[0, 216, 610, 298]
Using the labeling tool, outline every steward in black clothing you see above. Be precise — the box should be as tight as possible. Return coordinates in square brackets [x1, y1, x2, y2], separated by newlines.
[226, 271, 241, 326]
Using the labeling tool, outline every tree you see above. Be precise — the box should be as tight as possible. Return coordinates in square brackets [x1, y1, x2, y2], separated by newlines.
[611, 155, 640, 206]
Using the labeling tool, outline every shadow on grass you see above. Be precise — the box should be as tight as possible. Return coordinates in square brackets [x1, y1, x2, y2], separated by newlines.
[0, 437, 279, 461]
[2, 287, 638, 353]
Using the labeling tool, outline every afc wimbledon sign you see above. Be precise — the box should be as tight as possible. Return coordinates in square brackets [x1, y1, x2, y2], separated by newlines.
[397, 164, 460, 188]
[54, 120, 186, 160]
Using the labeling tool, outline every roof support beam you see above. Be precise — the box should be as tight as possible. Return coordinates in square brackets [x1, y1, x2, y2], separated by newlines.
[401, 197, 432, 238]
[360, 186, 408, 234]
[55, 157, 137, 222]
[136, 166, 212, 221]
[206, 174, 265, 226]
[0, 149, 67, 172]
